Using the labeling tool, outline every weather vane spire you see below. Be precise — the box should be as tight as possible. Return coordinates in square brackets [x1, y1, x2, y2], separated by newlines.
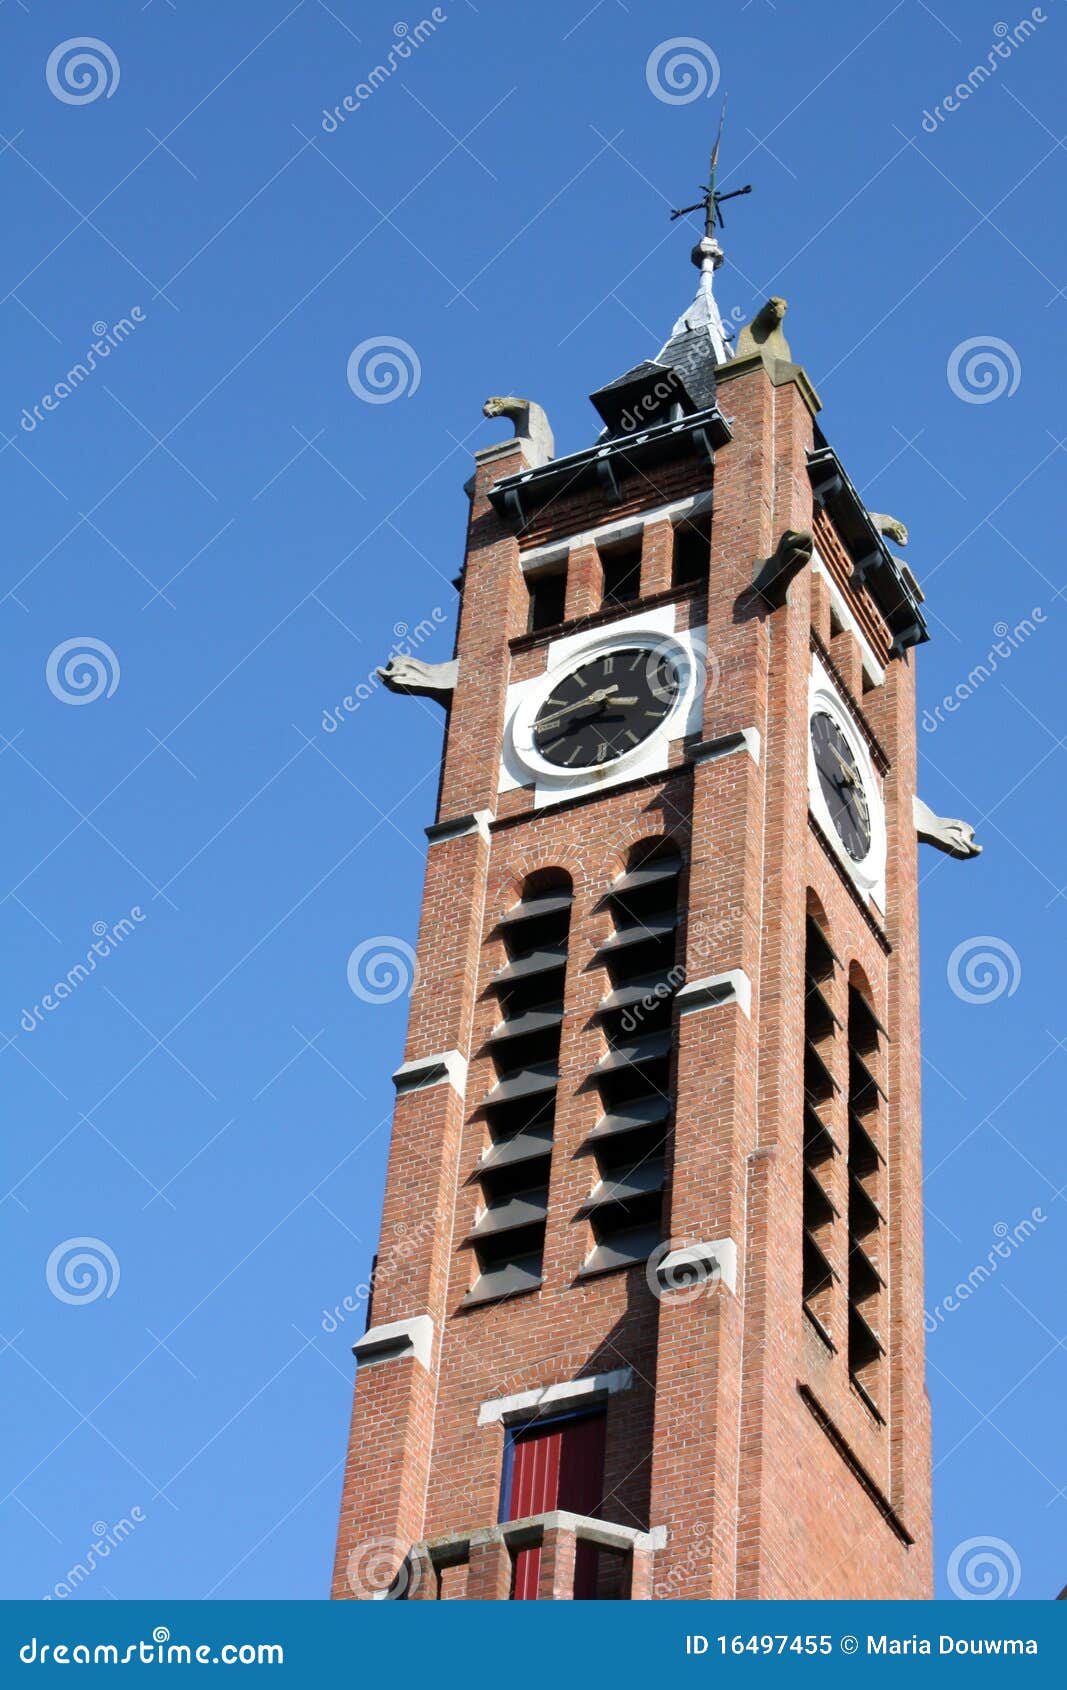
[662, 101, 753, 365]
[668, 98, 753, 236]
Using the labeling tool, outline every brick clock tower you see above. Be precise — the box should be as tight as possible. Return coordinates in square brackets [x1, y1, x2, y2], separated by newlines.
[332, 191, 961, 1600]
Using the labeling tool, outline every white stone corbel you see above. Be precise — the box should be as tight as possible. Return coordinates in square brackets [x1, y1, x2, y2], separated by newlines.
[353, 1314, 434, 1371]
[676, 969, 752, 1019]
[654, 1238, 738, 1296]
[392, 1049, 468, 1097]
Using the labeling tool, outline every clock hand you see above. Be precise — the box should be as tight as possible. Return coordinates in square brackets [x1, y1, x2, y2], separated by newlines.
[537, 684, 626, 731]
[828, 744, 855, 781]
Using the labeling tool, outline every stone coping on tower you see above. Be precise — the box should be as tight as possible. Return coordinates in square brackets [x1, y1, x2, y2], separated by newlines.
[486, 406, 731, 529]
[808, 442, 928, 652]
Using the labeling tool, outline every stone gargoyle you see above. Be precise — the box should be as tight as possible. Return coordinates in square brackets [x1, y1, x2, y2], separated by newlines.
[483, 395, 555, 469]
[913, 795, 982, 859]
[752, 528, 814, 606]
[870, 512, 909, 547]
[376, 655, 458, 708]
[735, 297, 792, 364]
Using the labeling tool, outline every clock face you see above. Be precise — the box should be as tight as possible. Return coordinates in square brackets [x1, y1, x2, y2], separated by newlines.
[810, 710, 872, 861]
[532, 646, 681, 770]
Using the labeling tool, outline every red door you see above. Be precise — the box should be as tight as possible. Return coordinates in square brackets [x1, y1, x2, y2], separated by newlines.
[505, 1413, 606, 1599]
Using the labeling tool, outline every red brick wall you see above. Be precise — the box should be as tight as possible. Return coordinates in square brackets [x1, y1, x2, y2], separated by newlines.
[332, 362, 932, 1600]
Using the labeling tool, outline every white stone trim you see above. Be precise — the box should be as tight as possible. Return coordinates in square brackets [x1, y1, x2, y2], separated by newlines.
[419, 1512, 667, 1557]
[654, 1238, 738, 1296]
[477, 1365, 633, 1427]
[353, 1314, 434, 1371]
[426, 809, 493, 845]
[500, 605, 706, 809]
[811, 547, 885, 689]
[688, 727, 761, 767]
[518, 490, 713, 574]
[392, 1049, 468, 1097]
[676, 969, 752, 1019]
[807, 651, 887, 912]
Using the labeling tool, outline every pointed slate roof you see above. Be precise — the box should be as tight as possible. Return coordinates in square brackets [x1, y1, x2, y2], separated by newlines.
[590, 237, 731, 438]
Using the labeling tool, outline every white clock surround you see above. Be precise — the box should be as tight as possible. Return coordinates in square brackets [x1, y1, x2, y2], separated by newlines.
[500, 604, 706, 809]
[807, 652, 886, 912]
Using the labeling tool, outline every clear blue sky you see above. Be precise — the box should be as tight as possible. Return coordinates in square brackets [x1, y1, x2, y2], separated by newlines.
[1, 0, 1063, 1603]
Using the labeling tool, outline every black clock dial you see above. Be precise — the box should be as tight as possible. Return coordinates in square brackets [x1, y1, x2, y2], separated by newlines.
[811, 711, 872, 861]
[532, 646, 681, 770]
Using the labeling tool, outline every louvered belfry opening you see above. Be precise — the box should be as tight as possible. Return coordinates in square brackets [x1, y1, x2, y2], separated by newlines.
[847, 977, 888, 1416]
[582, 842, 683, 1276]
[464, 871, 573, 1305]
[802, 909, 842, 1343]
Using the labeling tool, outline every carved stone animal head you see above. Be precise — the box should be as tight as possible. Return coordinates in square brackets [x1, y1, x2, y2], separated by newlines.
[735, 298, 792, 363]
[870, 512, 910, 548]
[483, 395, 524, 421]
[913, 795, 982, 859]
[933, 817, 982, 859]
[376, 654, 458, 706]
[752, 527, 813, 605]
[757, 297, 787, 329]
[482, 395, 555, 468]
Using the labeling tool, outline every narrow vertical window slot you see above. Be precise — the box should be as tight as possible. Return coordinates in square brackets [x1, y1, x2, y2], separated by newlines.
[802, 911, 842, 1346]
[580, 843, 682, 1275]
[847, 981, 888, 1416]
[463, 873, 572, 1305]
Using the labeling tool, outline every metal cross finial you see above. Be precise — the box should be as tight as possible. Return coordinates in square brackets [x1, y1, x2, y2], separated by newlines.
[669, 99, 753, 232]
